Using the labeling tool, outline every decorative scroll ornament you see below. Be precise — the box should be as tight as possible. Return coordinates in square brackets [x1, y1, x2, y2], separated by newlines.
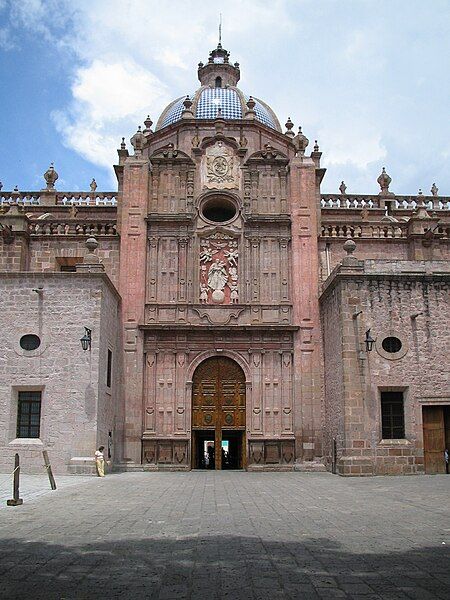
[199, 233, 238, 304]
[202, 142, 239, 189]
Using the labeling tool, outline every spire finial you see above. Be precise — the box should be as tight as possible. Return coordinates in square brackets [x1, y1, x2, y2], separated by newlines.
[218, 13, 222, 46]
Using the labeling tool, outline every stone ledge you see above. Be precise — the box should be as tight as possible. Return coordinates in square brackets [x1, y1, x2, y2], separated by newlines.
[293, 460, 327, 472]
[68, 457, 97, 475]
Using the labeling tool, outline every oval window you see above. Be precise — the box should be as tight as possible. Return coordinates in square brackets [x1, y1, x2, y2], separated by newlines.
[202, 197, 237, 223]
[20, 334, 41, 351]
[381, 336, 402, 353]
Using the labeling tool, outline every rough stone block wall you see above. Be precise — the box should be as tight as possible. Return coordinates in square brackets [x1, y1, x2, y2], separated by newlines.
[0, 272, 121, 474]
[29, 238, 120, 287]
[321, 260, 449, 476]
[0, 237, 29, 271]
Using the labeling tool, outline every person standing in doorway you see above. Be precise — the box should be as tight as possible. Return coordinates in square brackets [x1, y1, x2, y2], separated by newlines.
[445, 448, 449, 474]
[95, 446, 106, 477]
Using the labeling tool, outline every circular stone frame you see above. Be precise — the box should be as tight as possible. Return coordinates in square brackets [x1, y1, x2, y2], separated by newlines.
[200, 195, 238, 225]
[375, 331, 408, 361]
[19, 334, 41, 351]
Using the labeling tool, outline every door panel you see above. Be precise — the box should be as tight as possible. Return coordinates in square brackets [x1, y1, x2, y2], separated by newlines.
[192, 357, 246, 469]
[423, 406, 445, 474]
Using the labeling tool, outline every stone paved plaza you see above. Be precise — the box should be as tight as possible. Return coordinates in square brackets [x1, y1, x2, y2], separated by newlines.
[0, 472, 449, 600]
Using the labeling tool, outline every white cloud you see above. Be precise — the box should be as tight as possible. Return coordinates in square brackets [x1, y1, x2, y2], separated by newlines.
[52, 59, 170, 170]
[44, 0, 295, 181]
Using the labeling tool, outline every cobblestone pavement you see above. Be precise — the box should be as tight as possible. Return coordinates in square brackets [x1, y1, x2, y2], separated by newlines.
[0, 472, 449, 600]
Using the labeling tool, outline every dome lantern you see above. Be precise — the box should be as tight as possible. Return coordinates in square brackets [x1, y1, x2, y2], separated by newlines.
[197, 44, 240, 88]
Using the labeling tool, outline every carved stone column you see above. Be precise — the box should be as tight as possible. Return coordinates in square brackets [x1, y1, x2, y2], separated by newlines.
[147, 236, 158, 302]
[177, 237, 189, 302]
[281, 350, 294, 434]
[249, 350, 263, 434]
[144, 351, 157, 432]
[250, 237, 260, 303]
[279, 237, 290, 303]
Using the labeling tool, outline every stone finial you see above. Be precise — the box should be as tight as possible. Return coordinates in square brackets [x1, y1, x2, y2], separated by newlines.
[377, 167, 392, 196]
[130, 126, 145, 155]
[285, 117, 294, 138]
[343, 239, 356, 256]
[182, 95, 194, 118]
[294, 126, 309, 155]
[339, 181, 347, 195]
[183, 95, 193, 111]
[0, 181, 3, 191]
[86, 236, 98, 252]
[43, 163, 58, 190]
[90, 178, 97, 192]
[313, 140, 319, 152]
[416, 188, 426, 208]
[85, 236, 100, 264]
[120, 137, 126, 150]
[246, 96, 256, 111]
[143, 115, 153, 131]
[342, 238, 360, 268]
[431, 182, 438, 196]
[13, 185, 19, 193]
[76, 236, 104, 272]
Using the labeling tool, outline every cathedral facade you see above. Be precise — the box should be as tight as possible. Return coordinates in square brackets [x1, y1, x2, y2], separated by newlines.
[1, 44, 449, 475]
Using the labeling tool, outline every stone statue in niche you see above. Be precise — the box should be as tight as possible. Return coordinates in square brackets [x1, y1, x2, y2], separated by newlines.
[202, 142, 239, 190]
[208, 259, 228, 291]
[199, 233, 239, 304]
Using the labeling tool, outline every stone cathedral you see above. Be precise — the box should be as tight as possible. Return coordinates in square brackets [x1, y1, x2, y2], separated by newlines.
[1, 44, 449, 476]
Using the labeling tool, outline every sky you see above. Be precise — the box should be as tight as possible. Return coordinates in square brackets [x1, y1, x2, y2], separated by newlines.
[0, 0, 449, 195]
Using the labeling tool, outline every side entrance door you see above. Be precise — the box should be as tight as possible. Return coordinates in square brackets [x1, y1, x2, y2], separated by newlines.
[192, 357, 246, 470]
[422, 405, 447, 474]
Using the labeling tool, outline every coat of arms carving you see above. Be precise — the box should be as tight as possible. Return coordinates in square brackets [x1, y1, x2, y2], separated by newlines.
[202, 142, 239, 190]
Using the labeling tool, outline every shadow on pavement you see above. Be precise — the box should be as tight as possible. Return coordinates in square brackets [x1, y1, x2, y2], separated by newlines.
[0, 535, 449, 599]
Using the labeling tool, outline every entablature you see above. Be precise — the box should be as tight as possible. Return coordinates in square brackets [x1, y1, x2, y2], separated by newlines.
[144, 303, 293, 328]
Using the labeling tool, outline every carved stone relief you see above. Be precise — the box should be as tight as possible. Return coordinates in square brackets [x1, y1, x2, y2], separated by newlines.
[200, 232, 239, 304]
[201, 142, 239, 190]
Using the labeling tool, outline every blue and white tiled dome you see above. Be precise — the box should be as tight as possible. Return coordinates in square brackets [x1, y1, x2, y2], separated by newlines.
[156, 86, 281, 131]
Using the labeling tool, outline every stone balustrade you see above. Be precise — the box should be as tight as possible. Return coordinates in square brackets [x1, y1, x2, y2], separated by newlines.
[321, 194, 450, 211]
[29, 220, 117, 236]
[321, 222, 408, 239]
[0, 191, 117, 206]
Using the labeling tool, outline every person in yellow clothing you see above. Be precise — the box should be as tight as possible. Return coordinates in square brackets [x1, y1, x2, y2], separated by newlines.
[94, 446, 106, 477]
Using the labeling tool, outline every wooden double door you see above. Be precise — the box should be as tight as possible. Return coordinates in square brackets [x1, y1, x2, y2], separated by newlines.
[423, 405, 450, 474]
[192, 357, 246, 470]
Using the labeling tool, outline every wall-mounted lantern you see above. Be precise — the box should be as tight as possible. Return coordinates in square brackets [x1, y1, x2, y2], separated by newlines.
[80, 327, 92, 351]
[364, 329, 376, 352]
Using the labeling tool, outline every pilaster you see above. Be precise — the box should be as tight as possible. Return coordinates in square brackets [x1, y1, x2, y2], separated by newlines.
[118, 156, 149, 465]
[289, 156, 324, 467]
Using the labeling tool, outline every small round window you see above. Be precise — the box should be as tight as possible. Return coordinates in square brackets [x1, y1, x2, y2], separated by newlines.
[20, 334, 41, 351]
[381, 337, 402, 353]
[202, 197, 237, 223]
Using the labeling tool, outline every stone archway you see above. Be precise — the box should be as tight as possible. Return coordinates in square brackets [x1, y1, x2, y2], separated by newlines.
[191, 356, 246, 470]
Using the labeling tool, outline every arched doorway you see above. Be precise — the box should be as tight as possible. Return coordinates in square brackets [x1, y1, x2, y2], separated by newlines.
[192, 357, 246, 470]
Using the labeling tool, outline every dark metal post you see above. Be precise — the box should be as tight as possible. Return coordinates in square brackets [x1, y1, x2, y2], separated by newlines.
[43, 450, 57, 490]
[7, 453, 23, 506]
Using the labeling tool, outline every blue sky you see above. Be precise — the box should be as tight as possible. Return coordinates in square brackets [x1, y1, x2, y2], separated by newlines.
[0, 0, 449, 195]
